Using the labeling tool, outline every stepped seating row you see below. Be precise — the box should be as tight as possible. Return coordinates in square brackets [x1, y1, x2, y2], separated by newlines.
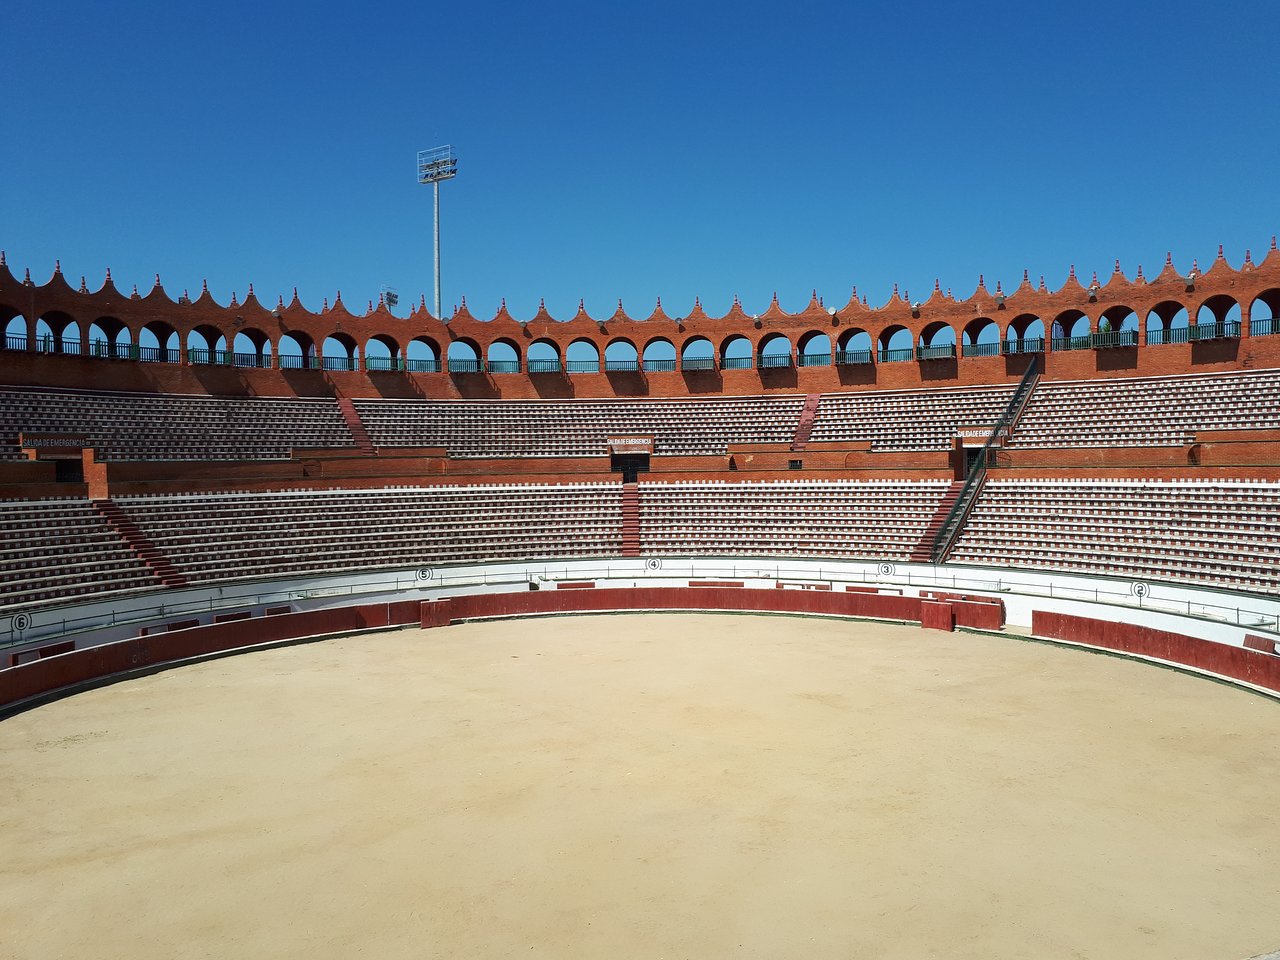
[1010, 368, 1280, 448]
[0, 387, 354, 461]
[810, 384, 1016, 450]
[115, 485, 624, 583]
[0, 498, 158, 609]
[351, 396, 806, 457]
[637, 480, 949, 559]
[949, 479, 1280, 594]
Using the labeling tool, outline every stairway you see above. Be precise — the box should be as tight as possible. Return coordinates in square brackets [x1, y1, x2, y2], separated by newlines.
[790, 394, 821, 451]
[335, 396, 376, 455]
[92, 499, 188, 588]
[909, 480, 966, 563]
[621, 482, 640, 557]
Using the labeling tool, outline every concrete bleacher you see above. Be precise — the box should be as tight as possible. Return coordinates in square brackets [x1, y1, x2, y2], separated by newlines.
[948, 478, 1280, 594]
[637, 479, 951, 559]
[0, 387, 354, 461]
[809, 384, 1017, 450]
[1007, 369, 1280, 448]
[114, 484, 624, 583]
[0, 498, 159, 609]
[350, 395, 806, 457]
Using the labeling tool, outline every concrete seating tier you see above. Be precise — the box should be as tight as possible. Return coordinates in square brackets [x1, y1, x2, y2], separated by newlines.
[0, 387, 354, 461]
[809, 384, 1017, 450]
[350, 395, 806, 458]
[115, 484, 624, 583]
[1008, 369, 1280, 448]
[0, 498, 158, 610]
[637, 480, 951, 559]
[949, 478, 1280, 594]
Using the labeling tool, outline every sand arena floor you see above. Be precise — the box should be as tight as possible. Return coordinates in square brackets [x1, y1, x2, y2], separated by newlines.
[2, 613, 1280, 960]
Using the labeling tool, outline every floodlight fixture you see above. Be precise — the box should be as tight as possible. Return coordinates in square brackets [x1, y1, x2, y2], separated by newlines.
[417, 145, 458, 319]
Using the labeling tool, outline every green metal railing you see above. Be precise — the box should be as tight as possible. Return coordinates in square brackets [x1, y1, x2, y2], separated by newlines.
[405, 358, 441, 373]
[447, 358, 483, 373]
[878, 347, 913, 363]
[487, 359, 521, 374]
[680, 357, 715, 371]
[759, 353, 792, 368]
[835, 349, 873, 365]
[721, 356, 752, 370]
[1001, 337, 1044, 355]
[527, 359, 561, 374]
[643, 358, 676, 372]
[799, 352, 831, 367]
[961, 341, 1000, 358]
[916, 343, 956, 360]
[566, 359, 599, 374]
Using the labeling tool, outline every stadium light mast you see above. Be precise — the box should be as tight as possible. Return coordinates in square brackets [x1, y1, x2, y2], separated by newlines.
[417, 145, 458, 320]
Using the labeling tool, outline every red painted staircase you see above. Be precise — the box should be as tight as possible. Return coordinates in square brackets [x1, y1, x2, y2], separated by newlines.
[92, 499, 188, 588]
[909, 480, 966, 563]
[336, 396, 376, 455]
[790, 394, 821, 451]
[621, 482, 640, 557]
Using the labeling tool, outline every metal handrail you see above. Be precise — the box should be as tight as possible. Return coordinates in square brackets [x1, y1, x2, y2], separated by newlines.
[929, 355, 1040, 562]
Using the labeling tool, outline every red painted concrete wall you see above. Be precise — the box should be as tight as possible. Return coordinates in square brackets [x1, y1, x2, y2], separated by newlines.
[1032, 611, 1280, 694]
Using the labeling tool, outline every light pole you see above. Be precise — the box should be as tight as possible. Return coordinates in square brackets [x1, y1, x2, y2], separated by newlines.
[417, 145, 457, 319]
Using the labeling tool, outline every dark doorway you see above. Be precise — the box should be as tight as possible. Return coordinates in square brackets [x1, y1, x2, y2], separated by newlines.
[611, 453, 649, 483]
[964, 447, 984, 478]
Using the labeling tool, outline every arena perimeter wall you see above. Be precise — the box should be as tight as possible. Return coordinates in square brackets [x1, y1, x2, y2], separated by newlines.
[7, 578, 1280, 715]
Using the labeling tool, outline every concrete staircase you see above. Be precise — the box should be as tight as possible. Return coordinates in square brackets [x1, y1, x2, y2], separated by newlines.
[92, 499, 188, 588]
[621, 482, 640, 557]
[909, 480, 966, 563]
[790, 394, 821, 451]
[335, 397, 376, 455]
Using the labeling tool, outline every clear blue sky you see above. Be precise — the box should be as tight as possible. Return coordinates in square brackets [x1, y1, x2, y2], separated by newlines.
[6, 0, 1278, 322]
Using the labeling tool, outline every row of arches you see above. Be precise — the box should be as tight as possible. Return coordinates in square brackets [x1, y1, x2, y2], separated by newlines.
[4, 292, 1280, 371]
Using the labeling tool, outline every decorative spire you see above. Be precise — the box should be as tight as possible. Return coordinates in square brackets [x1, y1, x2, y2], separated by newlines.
[500, 297, 507, 311]
[55, 259, 62, 275]
[80, 276, 88, 293]
[1038, 275, 1046, 291]
[23, 268, 31, 284]
[850, 285, 858, 302]
[0, 251, 5, 266]
[1245, 250, 1253, 265]
[978, 273, 985, 288]
[694, 296, 701, 309]
[935, 277, 942, 292]
[892, 282, 899, 299]
[1067, 264, 1075, 280]
[1022, 268, 1029, 284]
[229, 291, 238, 307]
[657, 296, 663, 310]
[367, 300, 374, 313]
[154, 272, 161, 287]
[202, 278, 209, 294]
[182, 288, 190, 301]
[1192, 258, 1200, 272]
[460, 295, 467, 309]
[1114, 258, 1121, 274]
[247, 282, 254, 298]
[1090, 270, 1099, 286]
[947, 287, 953, 299]
[420, 294, 427, 309]
[1272, 235, 1277, 251]
[771, 290, 779, 304]
[323, 297, 329, 311]
[539, 297, 546, 311]
[105, 266, 112, 282]
[1166, 251, 1173, 265]
[378, 290, 385, 306]
[578, 298, 585, 311]
[277, 294, 285, 308]
[131, 283, 139, 298]
[1135, 264, 1145, 282]
[335, 289, 342, 303]
[995, 280, 1003, 294]
[1217, 243, 1225, 260]
[293, 286, 299, 302]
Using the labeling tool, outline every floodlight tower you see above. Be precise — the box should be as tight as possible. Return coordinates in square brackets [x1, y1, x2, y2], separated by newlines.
[417, 145, 458, 320]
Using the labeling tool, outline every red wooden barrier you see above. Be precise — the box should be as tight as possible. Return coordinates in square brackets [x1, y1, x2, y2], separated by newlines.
[0, 600, 421, 711]
[921, 601, 956, 632]
[1245, 634, 1278, 655]
[422, 586, 925, 628]
[950, 599, 1005, 630]
[1033, 611, 1280, 694]
[555, 581, 596, 590]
